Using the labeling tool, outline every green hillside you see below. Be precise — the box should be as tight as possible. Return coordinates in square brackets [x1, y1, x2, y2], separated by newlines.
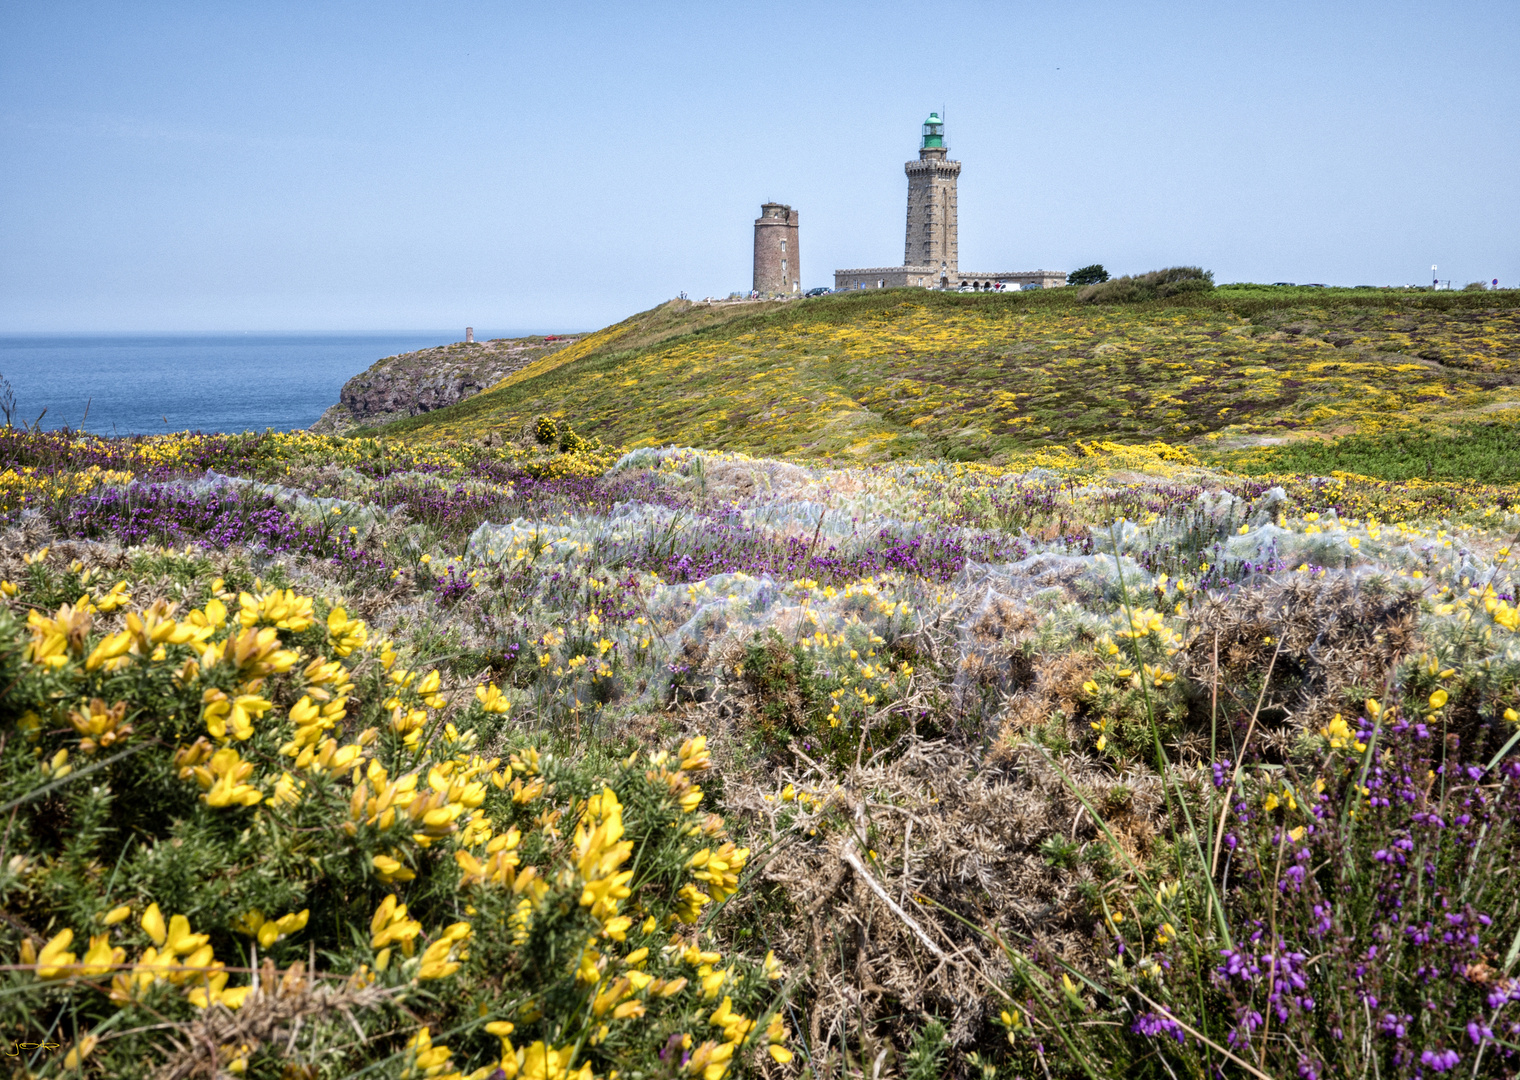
[373, 286, 1520, 464]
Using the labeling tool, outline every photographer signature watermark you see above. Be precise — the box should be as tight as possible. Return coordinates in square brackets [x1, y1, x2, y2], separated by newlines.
[5, 1039, 60, 1056]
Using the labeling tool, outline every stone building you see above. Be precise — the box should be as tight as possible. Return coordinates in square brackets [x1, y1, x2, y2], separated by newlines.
[753, 203, 800, 295]
[835, 114, 1065, 292]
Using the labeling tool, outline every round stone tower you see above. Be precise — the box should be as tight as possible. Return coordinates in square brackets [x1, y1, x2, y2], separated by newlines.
[904, 113, 960, 280]
[753, 203, 800, 295]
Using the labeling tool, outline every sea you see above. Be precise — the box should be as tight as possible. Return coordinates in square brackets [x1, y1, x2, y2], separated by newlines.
[0, 332, 554, 437]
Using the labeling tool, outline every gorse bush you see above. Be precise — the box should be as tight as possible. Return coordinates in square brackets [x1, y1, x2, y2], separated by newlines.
[737, 615, 928, 770]
[558, 424, 599, 456]
[1079, 266, 1215, 304]
[0, 564, 791, 1076]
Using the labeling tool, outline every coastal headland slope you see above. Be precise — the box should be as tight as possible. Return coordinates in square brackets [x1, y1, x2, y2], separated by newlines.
[315, 299, 800, 433]
[310, 334, 580, 433]
[361, 286, 1520, 467]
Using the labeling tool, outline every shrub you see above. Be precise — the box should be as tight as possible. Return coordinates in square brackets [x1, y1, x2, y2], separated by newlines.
[1465, 281, 1491, 291]
[534, 415, 558, 445]
[903, 1017, 949, 1079]
[739, 631, 818, 747]
[1080, 266, 1214, 304]
[1067, 264, 1110, 287]
[557, 423, 599, 455]
[1222, 421, 1520, 485]
[1001, 686, 1520, 1079]
[0, 575, 791, 1075]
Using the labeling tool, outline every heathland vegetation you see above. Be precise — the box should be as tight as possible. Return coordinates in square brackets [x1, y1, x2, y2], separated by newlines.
[3, 284, 1520, 1078]
[365, 286, 1520, 467]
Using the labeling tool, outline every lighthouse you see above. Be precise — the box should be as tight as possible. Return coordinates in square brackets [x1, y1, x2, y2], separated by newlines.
[903, 112, 961, 282]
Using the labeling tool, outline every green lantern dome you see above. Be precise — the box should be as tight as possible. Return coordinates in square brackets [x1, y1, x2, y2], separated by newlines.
[921, 112, 945, 149]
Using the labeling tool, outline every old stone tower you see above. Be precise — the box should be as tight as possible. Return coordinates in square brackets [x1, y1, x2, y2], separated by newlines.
[753, 203, 800, 295]
[904, 113, 960, 275]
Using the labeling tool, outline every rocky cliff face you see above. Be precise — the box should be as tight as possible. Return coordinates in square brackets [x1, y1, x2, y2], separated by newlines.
[310, 336, 578, 433]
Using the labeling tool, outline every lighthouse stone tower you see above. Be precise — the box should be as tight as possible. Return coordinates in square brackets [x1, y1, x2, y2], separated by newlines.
[833, 114, 1065, 292]
[753, 203, 800, 296]
[904, 113, 960, 279]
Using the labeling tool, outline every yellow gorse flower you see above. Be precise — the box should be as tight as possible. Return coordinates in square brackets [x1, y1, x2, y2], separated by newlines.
[34, 929, 77, 978]
[1318, 713, 1366, 753]
[399, 1027, 453, 1080]
[476, 682, 511, 713]
[574, 787, 635, 926]
[192, 747, 263, 808]
[416, 921, 472, 981]
[94, 579, 131, 612]
[370, 894, 424, 955]
[456, 826, 524, 887]
[687, 842, 750, 903]
[200, 687, 272, 742]
[326, 605, 368, 656]
[69, 698, 133, 754]
[26, 602, 92, 668]
[232, 908, 310, 949]
[1263, 784, 1298, 814]
[238, 588, 314, 632]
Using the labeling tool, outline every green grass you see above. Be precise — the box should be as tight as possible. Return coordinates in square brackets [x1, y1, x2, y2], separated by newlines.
[1212, 418, 1520, 484]
[373, 286, 1520, 465]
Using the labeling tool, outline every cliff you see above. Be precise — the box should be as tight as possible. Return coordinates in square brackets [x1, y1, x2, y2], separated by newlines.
[310, 335, 580, 433]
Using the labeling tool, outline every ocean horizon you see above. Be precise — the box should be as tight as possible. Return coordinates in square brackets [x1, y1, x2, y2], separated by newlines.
[0, 331, 566, 437]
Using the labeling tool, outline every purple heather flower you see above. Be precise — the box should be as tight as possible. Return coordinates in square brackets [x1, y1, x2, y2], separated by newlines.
[1131, 1012, 1186, 1044]
[1419, 1048, 1461, 1072]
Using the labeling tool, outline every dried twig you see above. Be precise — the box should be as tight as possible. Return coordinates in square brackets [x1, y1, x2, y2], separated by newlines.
[839, 839, 945, 961]
[154, 959, 400, 1080]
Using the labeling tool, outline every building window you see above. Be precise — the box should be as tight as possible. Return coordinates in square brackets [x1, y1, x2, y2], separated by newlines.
[782, 260, 787, 274]
[781, 240, 786, 252]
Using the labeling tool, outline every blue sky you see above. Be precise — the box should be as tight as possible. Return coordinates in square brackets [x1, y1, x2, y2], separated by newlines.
[2, 1, 1516, 332]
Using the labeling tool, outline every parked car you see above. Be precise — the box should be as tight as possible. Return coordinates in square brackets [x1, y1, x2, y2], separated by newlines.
[804, 287, 831, 297]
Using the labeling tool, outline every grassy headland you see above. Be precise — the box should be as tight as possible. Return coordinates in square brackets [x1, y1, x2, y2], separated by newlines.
[365, 286, 1520, 465]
